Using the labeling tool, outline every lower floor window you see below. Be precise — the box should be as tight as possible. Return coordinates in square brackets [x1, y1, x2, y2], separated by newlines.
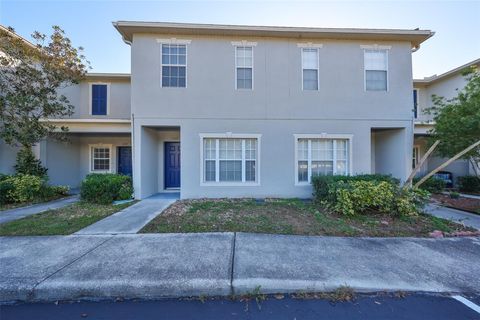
[203, 137, 258, 183]
[91, 146, 111, 172]
[297, 138, 349, 183]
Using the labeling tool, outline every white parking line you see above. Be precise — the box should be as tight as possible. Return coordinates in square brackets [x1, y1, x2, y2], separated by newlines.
[452, 295, 480, 314]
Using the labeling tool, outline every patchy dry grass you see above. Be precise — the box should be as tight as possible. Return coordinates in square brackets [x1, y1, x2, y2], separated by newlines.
[140, 198, 473, 237]
[0, 201, 135, 236]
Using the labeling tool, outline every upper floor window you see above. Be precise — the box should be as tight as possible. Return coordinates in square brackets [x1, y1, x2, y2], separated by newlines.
[235, 46, 253, 89]
[413, 89, 418, 118]
[91, 84, 108, 115]
[301, 48, 319, 90]
[364, 49, 388, 91]
[162, 44, 186, 88]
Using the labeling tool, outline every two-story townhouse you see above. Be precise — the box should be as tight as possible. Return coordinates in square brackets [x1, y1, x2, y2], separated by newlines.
[413, 58, 480, 182]
[113, 21, 433, 199]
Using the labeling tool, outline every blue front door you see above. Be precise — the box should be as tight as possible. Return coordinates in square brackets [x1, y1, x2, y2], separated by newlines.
[165, 142, 180, 188]
[117, 146, 132, 176]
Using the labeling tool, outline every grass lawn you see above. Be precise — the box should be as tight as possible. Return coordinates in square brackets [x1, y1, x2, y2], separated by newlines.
[0, 201, 134, 236]
[140, 198, 474, 237]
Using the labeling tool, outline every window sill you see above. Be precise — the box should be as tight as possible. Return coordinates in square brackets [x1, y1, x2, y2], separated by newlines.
[200, 182, 260, 187]
[295, 182, 312, 186]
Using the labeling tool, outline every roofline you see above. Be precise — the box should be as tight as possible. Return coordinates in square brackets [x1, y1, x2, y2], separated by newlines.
[0, 25, 37, 50]
[113, 21, 434, 48]
[414, 58, 480, 85]
[85, 72, 130, 81]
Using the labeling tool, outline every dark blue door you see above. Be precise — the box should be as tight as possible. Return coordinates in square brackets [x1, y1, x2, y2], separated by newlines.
[165, 142, 180, 188]
[117, 146, 132, 176]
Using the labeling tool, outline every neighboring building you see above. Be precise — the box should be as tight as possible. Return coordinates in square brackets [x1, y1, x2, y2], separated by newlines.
[413, 58, 480, 182]
[0, 22, 441, 199]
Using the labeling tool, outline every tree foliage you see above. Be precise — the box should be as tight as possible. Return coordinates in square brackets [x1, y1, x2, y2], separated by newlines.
[426, 67, 480, 164]
[0, 26, 89, 149]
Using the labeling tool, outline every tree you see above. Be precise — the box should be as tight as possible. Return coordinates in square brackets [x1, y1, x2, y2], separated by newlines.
[425, 67, 480, 176]
[0, 26, 89, 175]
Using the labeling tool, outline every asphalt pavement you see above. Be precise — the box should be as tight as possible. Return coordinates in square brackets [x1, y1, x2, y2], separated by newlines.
[1, 293, 479, 320]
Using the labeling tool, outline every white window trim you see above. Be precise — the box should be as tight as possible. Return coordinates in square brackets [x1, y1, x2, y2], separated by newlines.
[160, 41, 189, 88]
[363, 47, 390, 92]
[301, 47, 320, 91]
[88, 83, 111, 116]
[199, 133, 261, 186]
[234, 45, 254, 90]
[293, 134, 353, 186]
[89, 144, 113, 173]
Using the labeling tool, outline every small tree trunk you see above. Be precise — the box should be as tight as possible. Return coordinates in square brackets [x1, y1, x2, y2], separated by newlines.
[414, 140, 480, 188]
[405, 140, 440, 187]
[470, 157, 480, 177]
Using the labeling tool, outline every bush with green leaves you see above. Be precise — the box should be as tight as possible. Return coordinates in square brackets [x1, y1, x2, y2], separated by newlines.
[0, 178, 14, 204]
[0, 174, 69, 205]
[413, 176, 446, 193]
[5, 174, 44, 203]
[313, 174, 429, 216]
[312, 174, 399, 203]
[80, 174, 133, 204]
[457, 176, 480, 193]
[14, 147, 48, 177]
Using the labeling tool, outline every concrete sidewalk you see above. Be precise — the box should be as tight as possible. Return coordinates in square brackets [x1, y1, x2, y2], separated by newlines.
[0, 196, 79, 224]
[425, 204, 480, 230]
[75, 193, 178, 235]
[1, 233, 479, 303]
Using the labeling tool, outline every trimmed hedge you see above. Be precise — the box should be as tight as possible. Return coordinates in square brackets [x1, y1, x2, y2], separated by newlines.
[80, 174, 133, 204]
[312, 174, 429, 216]
[413, 176, 446, 193]
[457, 176, 480, 193]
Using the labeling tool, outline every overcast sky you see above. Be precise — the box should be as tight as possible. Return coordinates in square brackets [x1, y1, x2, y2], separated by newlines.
[1, 0, 479, 78]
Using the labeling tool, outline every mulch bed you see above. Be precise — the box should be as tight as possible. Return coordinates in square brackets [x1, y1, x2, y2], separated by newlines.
[431, 194, 480, 214]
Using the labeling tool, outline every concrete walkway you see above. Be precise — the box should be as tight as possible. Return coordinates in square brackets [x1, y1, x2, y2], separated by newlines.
[75, 193, 179, 235]
[0, 196, 79, 224]
[1, 233, 479, 302]
[425, 204, 480, 230]
[459, 193, 480, 200]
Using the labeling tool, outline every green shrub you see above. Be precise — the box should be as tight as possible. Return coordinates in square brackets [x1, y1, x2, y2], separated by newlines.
[457, 176, 480, 193]
[312, 174, 429, 216]
[6, 174, 44, 203]
[333, 180, 396, 216]
[449, 191, 460, 199]
[81, 174, 133, 204]
[394, 188, 430, 216]
[413, 176, 446, 193]
[14, 147, 48, 177]
[312, 174, 399, 202]
[0, 179, 14, 204]
[39, 185, 70, 199]
[0, 174, 69, 204]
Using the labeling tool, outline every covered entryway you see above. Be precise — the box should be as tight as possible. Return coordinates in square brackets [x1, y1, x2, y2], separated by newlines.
[134, 125, 180, 199]
[164, 142, 180, 189]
